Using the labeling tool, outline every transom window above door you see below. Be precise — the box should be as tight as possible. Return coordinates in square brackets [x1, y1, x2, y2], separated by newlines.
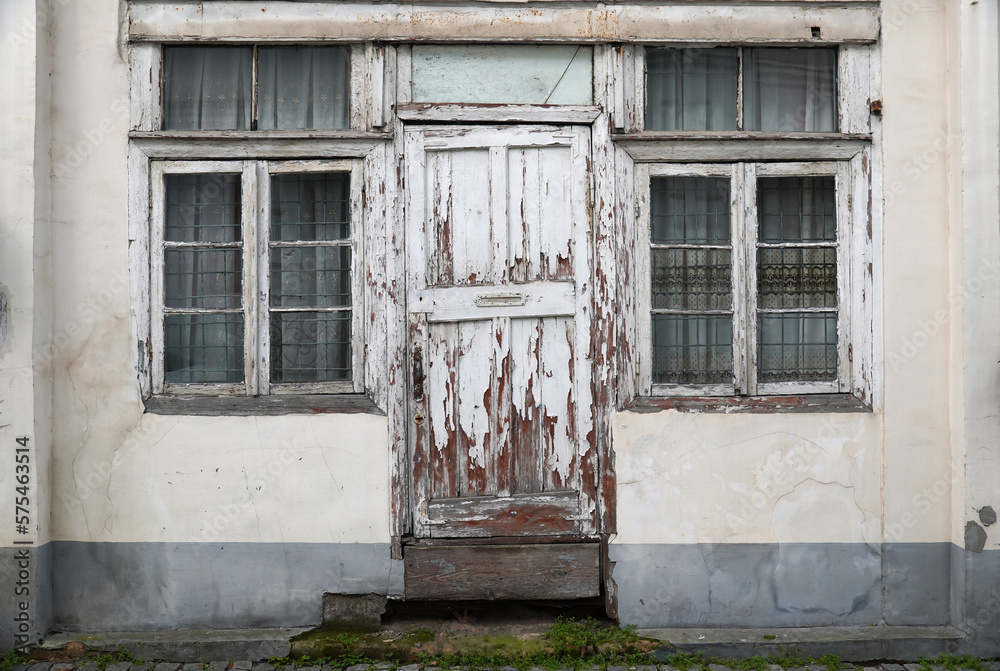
[410, 45, 594, 105]
[163, 46, 350, 130]
[645, 47, 838, 132]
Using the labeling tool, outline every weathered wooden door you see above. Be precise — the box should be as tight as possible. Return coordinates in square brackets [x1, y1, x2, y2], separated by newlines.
[404, 125, 597, 542]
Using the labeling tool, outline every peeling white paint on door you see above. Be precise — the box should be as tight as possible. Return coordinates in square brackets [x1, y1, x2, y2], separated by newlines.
[405, 125, 597, 539]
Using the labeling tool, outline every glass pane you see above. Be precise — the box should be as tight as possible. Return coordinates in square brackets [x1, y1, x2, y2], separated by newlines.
[165, 174, 242, 243]
[652, 249, 732, 310]
[271, 173, 350, 241]
[744, 48, 837, 132]
[270, 247, 351, 308]
[653, 315, 733, 385]
[758, 313, 837, 382]
[645, 48, 738, 131]
[258, 47, 350, 130]
[758, 176, 836, 243]
[758, 248, 837, 309]
[412, 45, 593, 104]
[164, 249, 242, 310]
[270, 312, 351, 383]
[164, 313, 244, 383]
[163, 47, 251, 130]
[651, 176, 731, 244]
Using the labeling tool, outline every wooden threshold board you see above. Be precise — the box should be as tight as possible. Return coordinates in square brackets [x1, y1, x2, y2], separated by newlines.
[403, 542, 601, 600]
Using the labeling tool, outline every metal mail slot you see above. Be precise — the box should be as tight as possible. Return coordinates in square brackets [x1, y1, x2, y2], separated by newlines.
[475, 293, 526, 307]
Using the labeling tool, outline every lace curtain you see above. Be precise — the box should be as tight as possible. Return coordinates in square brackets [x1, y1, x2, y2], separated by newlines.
[645, 47, 837, 132]
[163, 46, 349, 131]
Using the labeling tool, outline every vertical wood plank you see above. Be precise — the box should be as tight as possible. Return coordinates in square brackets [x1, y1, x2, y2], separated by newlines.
[396, 45, 412, 105]
[129, 144, 152, 398]
[493, 316, 513, 497]
[540, 317, 576, 492]
[538, 145, 574, 280]
[429, 322, 459, 500]
[256, 161, 271, 397]
[429, 150, 454, 286]
[350, 44, 367, 131]
[457, 320, 493, 497]
[381, 45, 397, 128]
[507, 147, 529, 283]
[591, 106, 617, 537]
[510, 317, 542, 495]
[149, 162, 167, 395]
[242, 161, 259, 396]
[350, 157, 367, 394]
[741, 162, 759, 394]
[367, 43, 384, 130]
[391, 118, 411, 550]
[129, 43, 161, 131]
[450, 149, 494, 285]
[490, 146, 509, 285]
[632, 162, 650, 397]
[569, 128, 598, 535]
[364, 143, 389, 411]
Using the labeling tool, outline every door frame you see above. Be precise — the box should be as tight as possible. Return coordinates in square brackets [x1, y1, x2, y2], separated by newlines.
[384, 91, 622, 615]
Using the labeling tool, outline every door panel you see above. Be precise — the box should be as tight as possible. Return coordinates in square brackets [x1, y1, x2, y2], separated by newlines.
[406, 125, 595, 540]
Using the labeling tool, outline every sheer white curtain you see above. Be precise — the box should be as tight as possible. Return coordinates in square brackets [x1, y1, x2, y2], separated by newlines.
[163, 47, 251, 130]
[257, 47, 350, 130]
[646, 48, 738, 131]
[744, 48, 837, 132]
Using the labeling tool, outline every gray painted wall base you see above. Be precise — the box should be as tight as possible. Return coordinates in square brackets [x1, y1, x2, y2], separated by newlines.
[1, 544, 51, 653]
[609, 543, 953, 628]
[51, 542, 403, 632]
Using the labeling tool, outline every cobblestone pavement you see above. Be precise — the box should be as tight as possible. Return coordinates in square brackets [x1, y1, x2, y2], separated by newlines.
[11, 662, 1000, 671]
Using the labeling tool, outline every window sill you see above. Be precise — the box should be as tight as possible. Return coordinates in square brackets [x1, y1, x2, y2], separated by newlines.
[143, 393, 384, 417]
[625, 393, 871, 414]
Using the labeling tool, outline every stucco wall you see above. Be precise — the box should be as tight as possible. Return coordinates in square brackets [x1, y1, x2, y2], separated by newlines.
[5, 0, 1000, 652]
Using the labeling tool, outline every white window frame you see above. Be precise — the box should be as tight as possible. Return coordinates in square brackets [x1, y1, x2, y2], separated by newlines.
[150, 158, 365, 396]
[636, 160, 858, 398]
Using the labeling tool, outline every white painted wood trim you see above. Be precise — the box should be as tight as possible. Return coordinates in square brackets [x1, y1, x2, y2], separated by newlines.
[396, 104, 601, 124]
[839, 44, 872, 135]
[617, 138, 868, 163]
[396, 45, 412, 105]
[129, 43, 161, 131]
[128, 3, 881, 44]
[256, 161, 272, 396]
[741, 162, 759, 395]
[128, 143, 152, 398]
[350, 43, 367, 130]
[242, 160, 258, 396]
[130, 136, 390, 160]
[634, 163, 652, 396]
[835, 160, 853, 393]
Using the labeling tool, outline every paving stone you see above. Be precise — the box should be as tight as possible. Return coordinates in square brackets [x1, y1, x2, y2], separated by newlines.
[206, 662, 229, 671]
[252, 664, 276, 671]
[397, 665, 421, 671]
[153, 664, 181, 671]
[883, 665, 907, 671]
[178, 664, 201, 671]
[904, 664, 924, 671]
[634, 666, 659, 671]
[75, 663, 99, 671]
[50, 663, 75, 671]
[297, 666, 320, 671]
[26, 663, 53, 671]
[709, 665, 731, 671]
[345, 665, 371, 671]
[231, 663, 252, 671]
[130, 663, 156, 671]
[12, 664, 31, 671]
[373, 665, 394, 671]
